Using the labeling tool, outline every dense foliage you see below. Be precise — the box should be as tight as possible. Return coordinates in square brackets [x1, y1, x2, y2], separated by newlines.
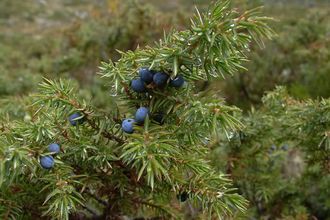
[211, 87, 330, 219]
[0, 0, 329, 220]
[0, 1, 274, 219]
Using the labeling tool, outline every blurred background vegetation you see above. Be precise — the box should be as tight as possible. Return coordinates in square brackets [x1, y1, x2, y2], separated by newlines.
[1, 0, 329, 107]
[0, 0, 329, 219]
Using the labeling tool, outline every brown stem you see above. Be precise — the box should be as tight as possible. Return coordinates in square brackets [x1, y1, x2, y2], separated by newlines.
[82, 113, 126, 145]
[83, 205, 98, 216]
[85, 190, 108, 207]
[132, 198, 171, 218]
[120, 82, 135, 100]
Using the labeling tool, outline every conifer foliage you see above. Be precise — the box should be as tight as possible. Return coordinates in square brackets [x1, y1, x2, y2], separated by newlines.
[0, 1, 273, 219]
[212, 87, 330, 219]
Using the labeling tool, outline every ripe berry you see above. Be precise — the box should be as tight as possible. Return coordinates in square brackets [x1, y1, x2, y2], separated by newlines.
[40, 155, 55, 169]
[170, 75, 185, 88]
[131, 78, 146, 93]
[48, 143, 60, 154]
[270, 145, 276, 151]
[153, 112, 164, 125]
[239, 131, 246, 141]
[122, 119, 135, 134]
[268, 145, 276, 155]
[139, 68, 154, 84]
[281, 144, 289, 151]
[135, 107, 149, 124]
[177, 192, 189, 202]
[69, 112, 84, 126]
[153, 72, 169, 87]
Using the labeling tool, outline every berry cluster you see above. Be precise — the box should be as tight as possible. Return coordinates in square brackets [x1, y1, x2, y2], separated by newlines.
[122, 68, 185, 134]
[268, 144, 289, 155]
[176, 191, 189, 202]
[39, 113, 85, 169]
[40, 143, 60, 169]
[131, 68, 185, 93]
